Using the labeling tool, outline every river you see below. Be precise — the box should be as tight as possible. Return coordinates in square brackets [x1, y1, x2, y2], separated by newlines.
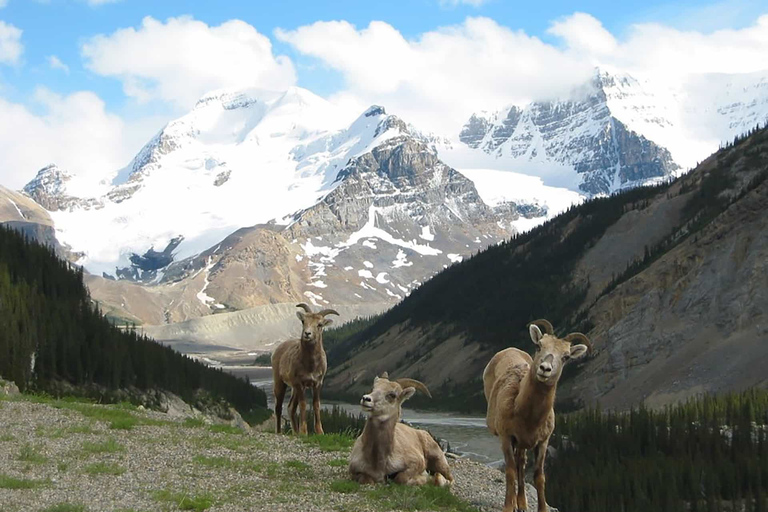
[233, 366, 502, 466]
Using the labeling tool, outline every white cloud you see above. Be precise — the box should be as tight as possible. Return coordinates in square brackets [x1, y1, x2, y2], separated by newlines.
[47, 55, 69, 73]
[276, 17, 595, 133]
[0, 0, 8, 9]
[0, 20, 22, 65]
[86, 0, 121, 5]
[547, 12, 618, 56]
[82, 16, 296, 110]
[0, 89, 160, 189]
[277, 13, 768, 135]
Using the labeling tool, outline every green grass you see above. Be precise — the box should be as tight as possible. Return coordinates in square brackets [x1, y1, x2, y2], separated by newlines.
[0, 433, 15, 441]
[182, 417, 206, 428]
[17, 443, 48, 464]
[0, 474, 50, 489]
[330, 479, 360, 493]
[207, 424, 242, 435]
[152, 489, 215, 511]
[300, 433, 356, 452]
[284, 460, 311, 473]
[366, 484, 480, 512]
[83, 462, 126, 476]
[80, 437, 124, 456]
[39, 504, 86, 512]
[328, 458, 348, 467]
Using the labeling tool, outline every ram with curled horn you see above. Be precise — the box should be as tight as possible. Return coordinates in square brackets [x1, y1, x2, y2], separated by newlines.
[271, 303, 340, 435]
[483, 319, 591, 512]
[349, 372, 453, 486]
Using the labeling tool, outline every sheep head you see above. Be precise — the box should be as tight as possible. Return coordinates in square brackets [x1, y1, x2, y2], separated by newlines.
[360, 372, 431, 422]
[295, 303, 339, 345]
[527, 319, 590, 386]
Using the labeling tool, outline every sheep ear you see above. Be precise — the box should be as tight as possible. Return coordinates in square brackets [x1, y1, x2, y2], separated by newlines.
[399, 387, 416, 402]
[569, 344, 588, 359]
[321, 318, 334, 327]
[529, 324, 543, 345]
[296, 311, 305, 321]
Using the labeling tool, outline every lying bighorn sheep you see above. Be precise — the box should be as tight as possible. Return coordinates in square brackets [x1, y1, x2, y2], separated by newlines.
[483, 319, 590, 512]
[271, 303, 339, 435]
[349, 372, 453, 487]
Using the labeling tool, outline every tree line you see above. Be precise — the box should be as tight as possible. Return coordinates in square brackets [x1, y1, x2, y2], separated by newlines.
[0, 225, 267, 416]
[548, 389, 768, 512]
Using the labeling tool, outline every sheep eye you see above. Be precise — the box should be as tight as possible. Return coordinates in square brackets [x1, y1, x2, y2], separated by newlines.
[387, 392, 397, 400]
[562, 354, 571, 361]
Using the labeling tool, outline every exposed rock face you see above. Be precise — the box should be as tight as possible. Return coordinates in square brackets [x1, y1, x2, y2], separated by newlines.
[22, 165, 102, 212]
[460, 71, 681, 195]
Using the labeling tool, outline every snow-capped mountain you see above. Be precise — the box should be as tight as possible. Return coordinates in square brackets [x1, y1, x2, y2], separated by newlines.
[447, 69, 768, 197]
[450, 70, 681, 196]
[22, 88, 563, 326]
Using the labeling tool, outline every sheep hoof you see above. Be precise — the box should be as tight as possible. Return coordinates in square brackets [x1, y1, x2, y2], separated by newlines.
[434, 474, 451, 487]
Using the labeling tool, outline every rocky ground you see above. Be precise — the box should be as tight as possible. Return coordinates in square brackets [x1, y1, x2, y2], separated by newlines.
[0, 395, 543, 512]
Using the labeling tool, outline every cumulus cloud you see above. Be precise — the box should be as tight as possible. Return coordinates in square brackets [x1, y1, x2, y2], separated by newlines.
[82, 16, 296, 110]
[47, 55, 69, 73]
[0, 20, 22, 65]
[0, 89, 160, 189]
[276, 17, 595, 132]
[277, 13, 768, 134]
[547, 12, 618, 56]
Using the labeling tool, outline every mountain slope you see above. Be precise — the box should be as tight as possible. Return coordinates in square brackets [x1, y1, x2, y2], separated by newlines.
[450, 70, 681, 195]
[24, 98, 554, 347]
[322, 124, 768, 412]
[0, 223, 267, 416]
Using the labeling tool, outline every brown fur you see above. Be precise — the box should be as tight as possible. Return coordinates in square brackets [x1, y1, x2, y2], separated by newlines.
[483, 320, 589, 512]
[271, 304, 338, 435]
[349, 374, 453, 487]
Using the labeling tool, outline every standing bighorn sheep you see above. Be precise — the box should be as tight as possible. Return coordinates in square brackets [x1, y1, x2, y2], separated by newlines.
[271, 303, 339, 435]
[349, 372, 453, 487]
[483, 319, 590, 512]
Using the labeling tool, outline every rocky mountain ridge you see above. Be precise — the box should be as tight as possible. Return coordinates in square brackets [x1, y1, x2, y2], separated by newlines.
[322, 124, 768, 412]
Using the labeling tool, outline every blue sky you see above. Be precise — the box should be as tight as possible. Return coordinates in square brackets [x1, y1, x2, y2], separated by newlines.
[0, 0, 766, 187]
[1, 0, 765, 109]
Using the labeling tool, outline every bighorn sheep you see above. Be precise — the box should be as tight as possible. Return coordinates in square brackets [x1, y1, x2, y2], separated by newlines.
[271, 303, 339, 435]
[349, 372, 453, 487]
[483, 319, 590, 512]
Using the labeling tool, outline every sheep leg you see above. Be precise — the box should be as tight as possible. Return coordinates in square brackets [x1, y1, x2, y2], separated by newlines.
[312, 384, 324, 434]
[299, 389, 309, 435]
[502, 436, 518, 512]
[533, 441, 549, 512]
[425, 443, 453, 486]
[515, 447, 528, 511]
[274, 380, 287, 434]
[393, 467, 429, 486]
[288, 389, 300, 435]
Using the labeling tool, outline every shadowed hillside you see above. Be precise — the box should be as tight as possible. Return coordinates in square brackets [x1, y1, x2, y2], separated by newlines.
[323, 125, 768, 412]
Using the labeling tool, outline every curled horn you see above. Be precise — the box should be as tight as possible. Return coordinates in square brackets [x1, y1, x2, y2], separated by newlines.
[296, 303, 313, 313]
[529, 319, 554, 335]
[564, 332, 593, 352]
[318, 309, 340, 317]
[395, 378, 432, 398]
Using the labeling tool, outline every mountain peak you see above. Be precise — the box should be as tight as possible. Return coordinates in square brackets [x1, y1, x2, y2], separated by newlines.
[364, 105, 387, 117]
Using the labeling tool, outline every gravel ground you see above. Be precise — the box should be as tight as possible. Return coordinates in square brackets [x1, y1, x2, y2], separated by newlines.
[0, 397, 544, 512]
